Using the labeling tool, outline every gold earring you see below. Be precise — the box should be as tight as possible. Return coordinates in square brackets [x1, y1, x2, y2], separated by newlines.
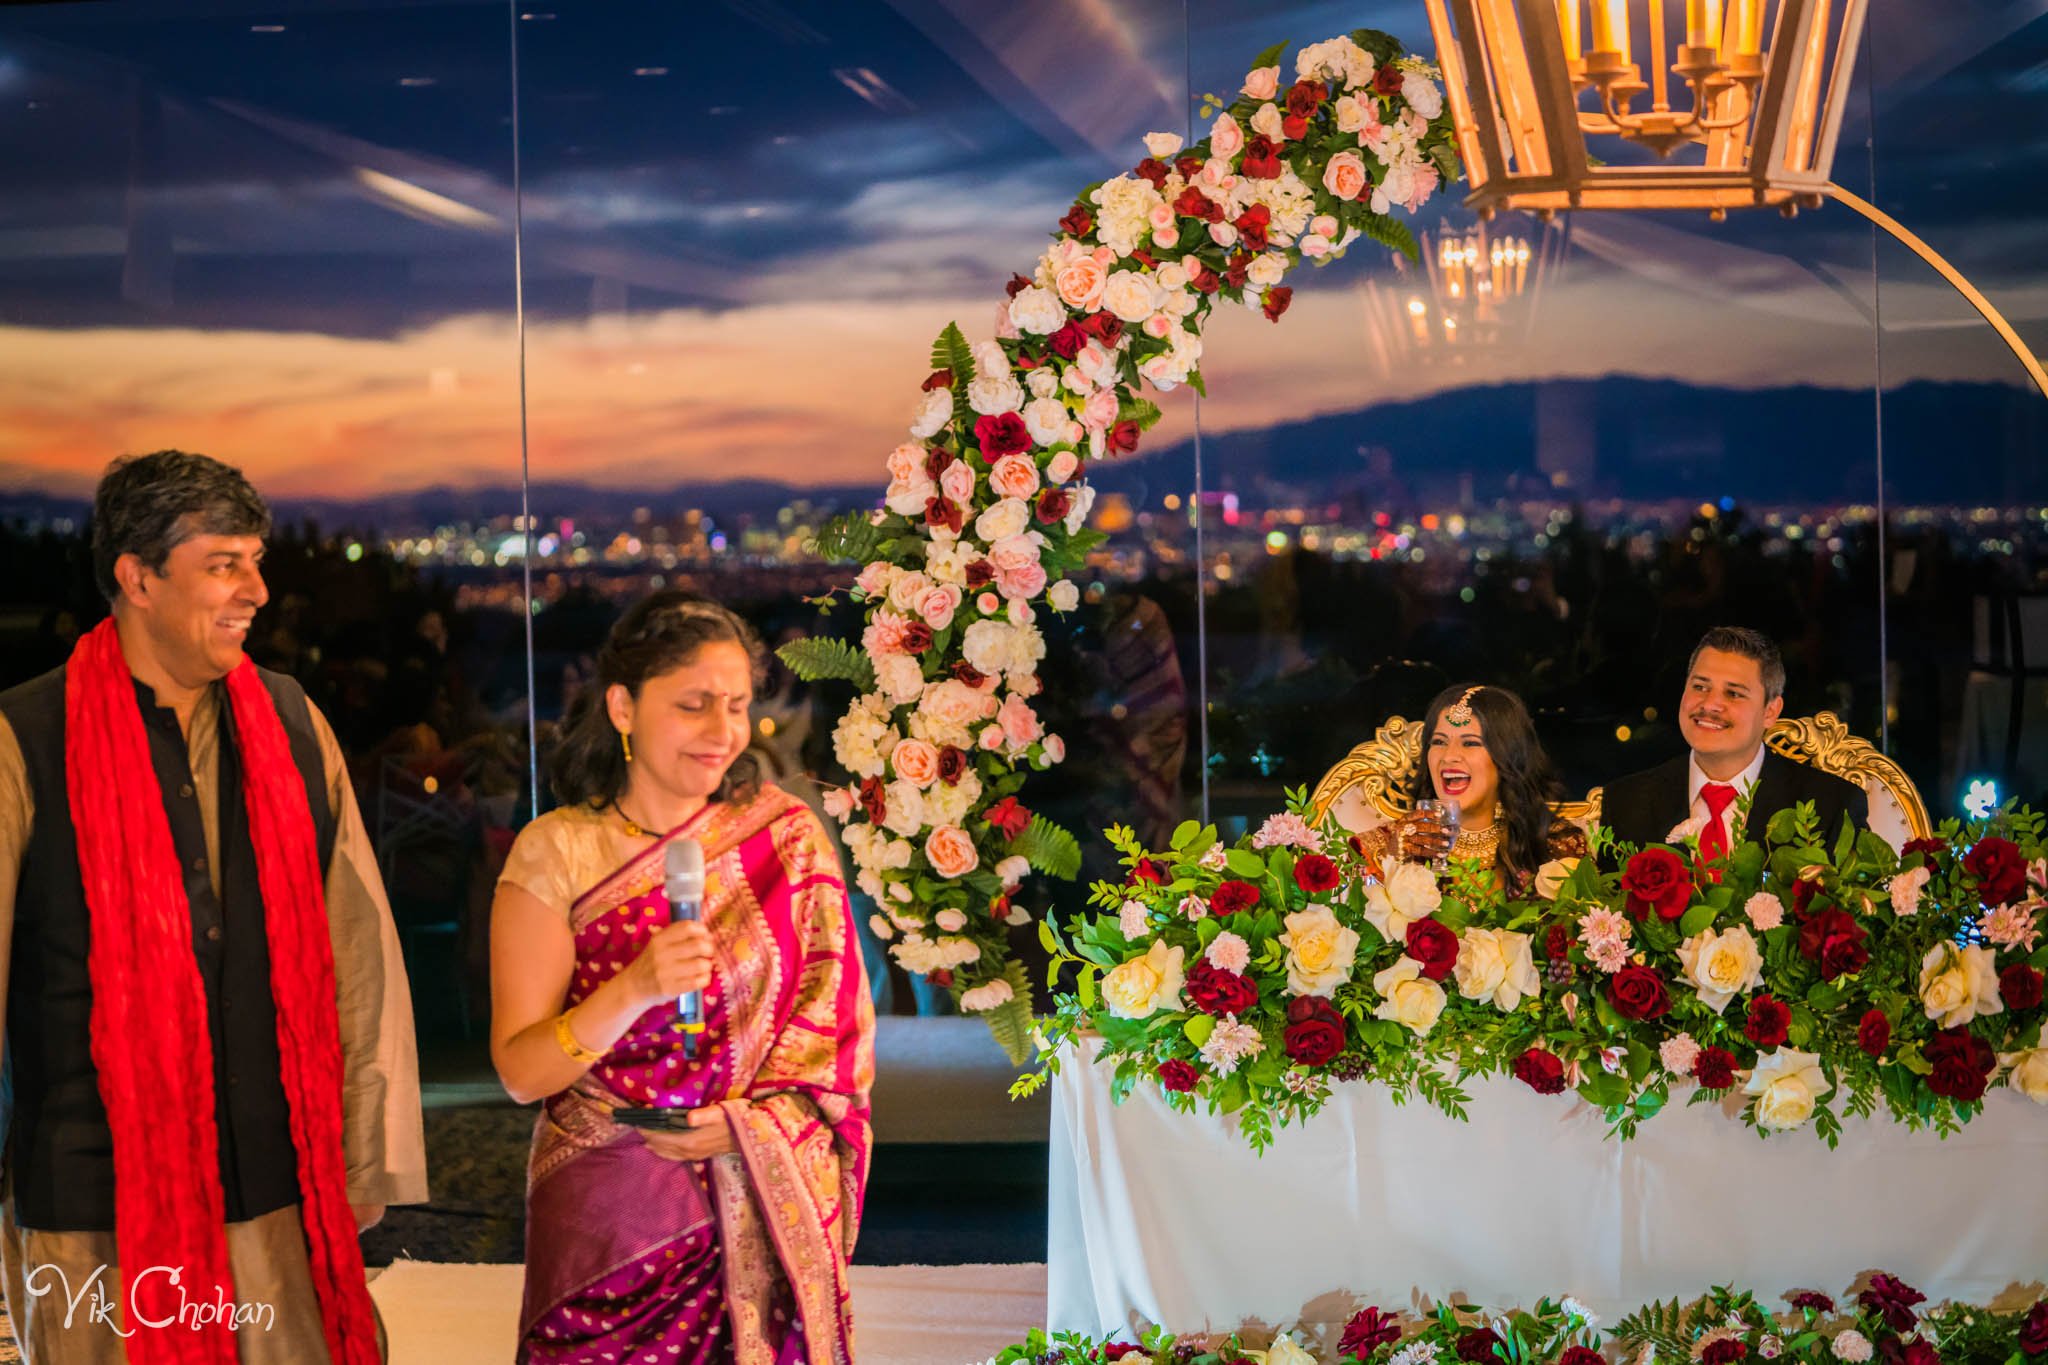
[619, 730, 634, 764]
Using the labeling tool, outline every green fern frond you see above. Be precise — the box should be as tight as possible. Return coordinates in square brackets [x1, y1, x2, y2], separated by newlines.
[775, 638, 874, 690]
[1354, 209, 1421, 262]
[1011, 815, 1083, 880]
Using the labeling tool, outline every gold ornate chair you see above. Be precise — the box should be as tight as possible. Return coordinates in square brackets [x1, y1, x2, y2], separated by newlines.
[1309, 711, 1931, 847]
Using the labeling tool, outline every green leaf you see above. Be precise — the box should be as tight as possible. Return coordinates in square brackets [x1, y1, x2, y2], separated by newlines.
[1352, 210, 1420, 262]
[1010, 815, 1083, 880]
[775, 637, 875, 690]
[1225, 849, 1267, 877]
[931, 320, 975, 387]
[1171, 819, 1200, 851]
[813, 509, 889, 564]
[980, 961, 1038, 1066]
[1677, 902, 1717, 937]
[1248, 40, 1289, 72]
[1117, 396, 1165, 432]
[1578, 1072, 1630, 1108]
[1184, 1014, 1216, 1047]
[1196, 917, 1222, 950]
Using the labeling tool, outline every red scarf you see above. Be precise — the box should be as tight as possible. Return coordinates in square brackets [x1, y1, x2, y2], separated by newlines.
[65, 619, 377, 1364]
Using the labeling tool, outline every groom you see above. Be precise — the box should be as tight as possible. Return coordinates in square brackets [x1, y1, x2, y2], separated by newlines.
[1602, 627, 1866, 855]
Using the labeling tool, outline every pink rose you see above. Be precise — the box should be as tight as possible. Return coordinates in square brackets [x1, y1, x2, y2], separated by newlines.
[1042, 734, 1066, 763]
[1053, 244, 1113, 311]
[892, 738, 941, 789]
[989, 454, 1041, 500]
[997, 561, 1048, 601]
[886, 442, 927, 483]
[862, 610, 913, 657]
[998, 695, 1044, 749]
[856, 561, 895, 597]
[939, 460, 976, 504]
[1324, 151, 1368, 201]
[1210, 111, 1245, 160]
[977, 591, 1001, 614]
[1300, 235, 1331, 258]
[1312, 213, 1339, 237]
[823, 787, 854, 820]
[1083, 389, 1120, 430]
[1142, 313, 1173, 339]
[1047, 451, 1080, 483]
[1208, 221, 1239, 248]
[978, 724, 1006, 751]
[916, 583, 963, 631]
[1243, 65, 1280, 101]
[1152, 225, 1179, 248]
[925, 824, 980, 879]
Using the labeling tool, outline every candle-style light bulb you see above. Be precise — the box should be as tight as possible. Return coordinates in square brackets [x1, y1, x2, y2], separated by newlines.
[1685, 0, 1725, 49]
[1557, 0, 1583, 60]
[1589, 0, 1629, 60]
[1729, 0, 1765, 55]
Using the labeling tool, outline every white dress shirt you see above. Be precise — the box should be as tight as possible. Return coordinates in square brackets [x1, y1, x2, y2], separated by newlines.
[1687, 746, 1766, 848]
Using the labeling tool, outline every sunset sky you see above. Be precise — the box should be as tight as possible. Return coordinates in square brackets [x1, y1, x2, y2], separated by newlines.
[1, 0, 2043, 503]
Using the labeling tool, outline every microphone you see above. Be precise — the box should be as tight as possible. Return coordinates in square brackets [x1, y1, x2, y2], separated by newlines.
[664, 839, 707, 1058]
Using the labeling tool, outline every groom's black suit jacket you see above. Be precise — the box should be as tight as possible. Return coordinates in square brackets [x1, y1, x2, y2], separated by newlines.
[1601, 750, 1868, 852]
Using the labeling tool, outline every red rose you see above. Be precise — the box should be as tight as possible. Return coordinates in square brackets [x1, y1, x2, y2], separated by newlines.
[1281, 112, 1310, 140]
[1103, 1345, 1142, 1362]
[1623, 847, 1693, 920]
[936, 747, 968, 785]
[1693, 1046, 1737, 1089]
[1156, 1059, 1199, 1093]
[1133, 157, 1168, 188]
[985, 797, 1032, 841]
[1235, 204, 1273, 252]
[922, 368, 954, 391]
[923, 445, 957, 481]
[1340, 1306, 1402, 1358]
[1791, 877, 1821, 916]
[1701, 1341, 1746, 1365]
[1188, 262, 1222, 294]
[964, 558, 995, 589]
[1047, 321, 1087, 359]
[1512, 1047, 1566, 1095]
[2018, 1301, 2048, 1355]
[1076, 310, 1123, 345]
[1744, 993, 1791, 1048]
[987, 893, 1009, 921]
[1295, 853, 1340, 894]
[1924, 1028, 1995, 1103]
[1608, 964, 1671, 1020]
[1859, 1274, 1927, 1333]
[930, 968, 953, 988]
[1173, 185, 1213, 220]
[974, 412, 1030, 460]
[1374, 64, 1405, 95]
[924, 495, 963, 536]
[1891, 1342, 1940, 1365]
[1004, 273, 1032, 299]
[1059, 204, 1094, 238]
[1457, 1329, 1503, 1364]
[1560, 1350, 1605, 1365]
[1186, 959, 1261, 1016]
[1131, 858, 1165, 885]
[1788, 1292, 1836, 1314]
[898, 621, 933, 654]
[1405, 917, 1459, 980]
[951, 659, 989, 686]
[1285, 78, 1328, 120]
[1857, 1008, 1891, 1057]
[1797, 906, 1870, 980]
[1211, 880, 1260, 915]
[2003, 963, 2045, 1011]
[1035, 487, 1075, 524]
[1240, 135, 1284, 180]
[1262, 287, 1294, 322]
[1223, 254, 1251, 290]
[1965, 836, 2027, 906]
[1106, 420, 1141, 456]
[1283, 996, 1346, 1066]
[1542, 921, 1573, 961]
[859, 775, 888, 824]
[1901, 836, 1947, 860]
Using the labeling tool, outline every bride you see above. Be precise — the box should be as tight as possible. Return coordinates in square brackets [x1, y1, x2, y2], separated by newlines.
[1352, 683, 1589, 897]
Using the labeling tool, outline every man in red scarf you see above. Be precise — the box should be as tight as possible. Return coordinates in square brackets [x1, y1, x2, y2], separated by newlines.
[0, 451, 427, 1363]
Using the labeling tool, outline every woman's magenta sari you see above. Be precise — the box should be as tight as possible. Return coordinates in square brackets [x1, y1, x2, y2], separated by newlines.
[519, 787, 874, 1365]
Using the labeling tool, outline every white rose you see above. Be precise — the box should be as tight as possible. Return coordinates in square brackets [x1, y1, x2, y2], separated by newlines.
[1065, 484, 1097, 534]
[970, 339, 1007, 376]
[960, 978, 1016, 1012]
[1534, 857, 1579, 900]
[886, 569, 931, 613]
[869, 913, 895, 941]
[1265, 1335, 1317, 1365]
[1744, 1048, 1832, 1131]
[1918, 942, 2004, 1028]
[1049, 580, 1080, 611]
[1402, 71, 1445, 120]
[881, 780, 927, 837]
[1373, 956, 1448, 1035]
[1102, 269, 1161, 323]
[1676, 925, 1765, 1013]
[994, 855, 1030, 887]
[1007, 284, 1067, 336]
[1142, 130, 1184, 158]
[1454, 927, 1540, 1011]
[1362, 860, 1442, 941]
[934, 908, 967, 932]
[1250, 101, 1285, 141]
[1279, 905, 1360, 997]
[922, 771, 982, 828]
[1334, 94, 1368, 132]
[874, 653, 925, 705]
[2001, 1048, 2048, 1103]
[1243, 66, 1280, 100]
[1022, 397, 1069, 448]
[1100, 940, 1186, 1019]
[1026, 366, 1061, 399]
[884, 474, 936, 517]
[975, 497, 1031, 544]
[911, 388, 951, 438]
[1246, 253, 1285, 288]
[967, 372, 1024, 416]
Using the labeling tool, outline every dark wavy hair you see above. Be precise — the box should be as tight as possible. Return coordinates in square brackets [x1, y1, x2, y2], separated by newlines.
[91, 450, 271, 602]
[1419, 683, 1569, 888]
[549, 591, 767, 811]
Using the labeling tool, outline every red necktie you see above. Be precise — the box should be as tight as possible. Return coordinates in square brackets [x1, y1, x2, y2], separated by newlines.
[1698, 782, 1739, 867]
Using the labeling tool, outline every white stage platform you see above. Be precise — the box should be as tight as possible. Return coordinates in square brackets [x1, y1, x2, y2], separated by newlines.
[370, 1260, 1045, 1365]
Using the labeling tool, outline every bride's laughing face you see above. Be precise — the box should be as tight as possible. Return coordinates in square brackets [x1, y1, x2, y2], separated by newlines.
[1428, 719, 1499, 821]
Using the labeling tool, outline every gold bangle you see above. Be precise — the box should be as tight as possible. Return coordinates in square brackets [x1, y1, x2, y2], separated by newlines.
[554, 1010, 603, 1066]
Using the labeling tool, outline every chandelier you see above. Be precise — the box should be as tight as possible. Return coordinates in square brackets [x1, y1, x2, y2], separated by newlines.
[1421, 0, 1867, 217]
[1361, 216, 1567, 369]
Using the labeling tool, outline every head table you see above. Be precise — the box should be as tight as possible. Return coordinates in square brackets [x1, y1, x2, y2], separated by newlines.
[1048, 1036, 2048, 1337]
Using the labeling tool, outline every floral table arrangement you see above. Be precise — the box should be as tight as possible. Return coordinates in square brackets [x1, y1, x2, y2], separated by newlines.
[1014, 791, 2048, 1151]
[985, 1276, 2048, 1365]
[776, 31, 1460, 1060]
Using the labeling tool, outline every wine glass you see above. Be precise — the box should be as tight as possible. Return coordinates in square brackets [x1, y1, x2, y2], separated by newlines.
[1413, 798, 1460, 871]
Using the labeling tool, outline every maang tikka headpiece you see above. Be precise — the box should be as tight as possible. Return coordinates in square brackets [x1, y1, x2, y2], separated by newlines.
[1446, 685, 1483, 727]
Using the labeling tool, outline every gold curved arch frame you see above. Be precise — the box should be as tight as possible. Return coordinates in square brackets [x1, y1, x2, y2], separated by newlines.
[1310, 710, 1926, 842]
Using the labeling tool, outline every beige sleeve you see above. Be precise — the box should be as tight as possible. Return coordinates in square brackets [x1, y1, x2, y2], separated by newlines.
[0, 714, 28, 1119]
[497, 814, 590, 919]
[309, 700, 430, 1208]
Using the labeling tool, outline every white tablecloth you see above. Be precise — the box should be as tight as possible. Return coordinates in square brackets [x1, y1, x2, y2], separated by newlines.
[1049, 1038, 2048, 1335]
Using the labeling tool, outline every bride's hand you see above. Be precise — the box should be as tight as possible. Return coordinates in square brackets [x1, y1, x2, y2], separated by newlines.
[1397, 808, 1455, 863]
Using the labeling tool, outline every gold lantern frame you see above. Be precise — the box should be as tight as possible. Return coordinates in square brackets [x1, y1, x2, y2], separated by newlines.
[1421, 0, 2048, 399]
